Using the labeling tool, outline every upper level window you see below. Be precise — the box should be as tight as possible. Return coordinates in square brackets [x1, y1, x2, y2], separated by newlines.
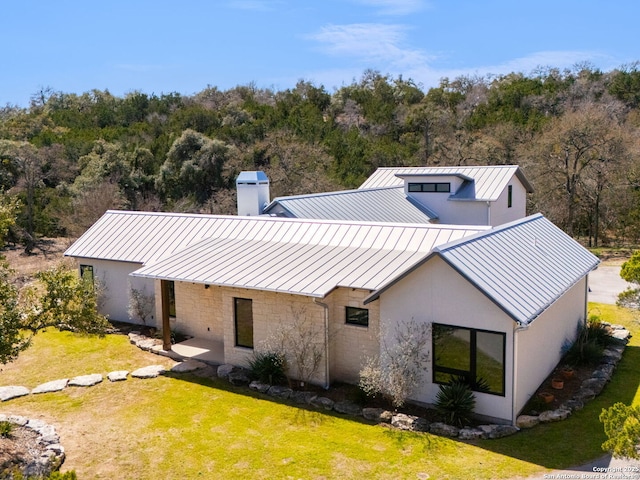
[346, 306, 369, 327]
[507, 185, 513, 208]
[408, 182, 451, 193]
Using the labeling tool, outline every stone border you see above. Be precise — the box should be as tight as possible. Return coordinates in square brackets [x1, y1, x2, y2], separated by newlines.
[0, 415, 65, 478]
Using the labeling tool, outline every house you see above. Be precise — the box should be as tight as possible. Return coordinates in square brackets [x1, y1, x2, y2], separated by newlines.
[264, 165, 533, 227]
[64, 205, 598, 424]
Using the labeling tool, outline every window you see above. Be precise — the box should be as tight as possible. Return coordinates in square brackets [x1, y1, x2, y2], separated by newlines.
[507, 185, 513, 208]
[79, 265, 94, 285]
[346, 306, 369, 327]
[432, 324, 505, 396]
[234, 298, 254, 348]
[408, 182, 451, 193]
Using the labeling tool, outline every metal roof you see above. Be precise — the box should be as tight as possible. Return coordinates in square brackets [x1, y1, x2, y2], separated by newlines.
[236, 171, 269, 184]
[359, 165, 534, 200]
[65, 212, 487, 296]
[366, 214, 599, 324]
[263, 187, 438, 224]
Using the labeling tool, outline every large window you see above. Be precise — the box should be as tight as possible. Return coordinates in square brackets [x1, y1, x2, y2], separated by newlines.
[234, 298, 254, 348]
[432, 324, 505, 396]
[408, 182, 451, 193]
[346, 306, 369, 327]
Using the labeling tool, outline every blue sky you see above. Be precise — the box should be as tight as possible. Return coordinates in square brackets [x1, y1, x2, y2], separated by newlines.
[2, 0, 638, 107]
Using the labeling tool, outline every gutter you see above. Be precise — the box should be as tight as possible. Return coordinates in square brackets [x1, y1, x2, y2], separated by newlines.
[313, 298, 331, 389]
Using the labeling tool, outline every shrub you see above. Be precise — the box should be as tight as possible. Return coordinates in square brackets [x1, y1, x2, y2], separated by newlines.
[564, 316, 611, 367]
[600, 402, 640, 459]
[0, 420, 12, 438]
[435, 378, 476, 427]
[249, 351, 286, 385]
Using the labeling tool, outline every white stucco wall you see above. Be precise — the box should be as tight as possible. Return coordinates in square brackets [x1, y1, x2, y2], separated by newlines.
[74, 259, 157, 326]
[512, 277, 588, 416]
[379, 255, 515, 423]
[489, 180, 528, 226]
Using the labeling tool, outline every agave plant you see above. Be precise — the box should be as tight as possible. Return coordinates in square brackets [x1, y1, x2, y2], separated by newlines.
[435, 378, 476, 427]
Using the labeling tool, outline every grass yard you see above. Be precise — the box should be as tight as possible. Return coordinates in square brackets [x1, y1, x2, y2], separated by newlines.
[0, 303, 638, 479]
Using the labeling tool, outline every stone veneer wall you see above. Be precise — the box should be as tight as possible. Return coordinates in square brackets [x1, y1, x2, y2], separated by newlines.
[153, 280, 380, 388]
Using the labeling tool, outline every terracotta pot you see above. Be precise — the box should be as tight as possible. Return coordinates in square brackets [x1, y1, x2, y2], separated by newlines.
[561, 368, 574, 379]
[551, 378, 564, 390]
[538, 392, 554, 403]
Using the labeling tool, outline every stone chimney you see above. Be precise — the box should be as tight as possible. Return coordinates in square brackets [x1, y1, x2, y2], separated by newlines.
[236, 171, 270, 216]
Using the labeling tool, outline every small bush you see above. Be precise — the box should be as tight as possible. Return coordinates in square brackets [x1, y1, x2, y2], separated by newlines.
[435, 378, 476, 427]
[564, 316, 612, 367]
[249, 352, 286, 385]
[0, 420, 12, 438]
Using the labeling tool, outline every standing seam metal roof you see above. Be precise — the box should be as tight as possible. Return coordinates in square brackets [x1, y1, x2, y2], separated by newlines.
[263, 186, 438, 223]
[64, 210, 488, 297]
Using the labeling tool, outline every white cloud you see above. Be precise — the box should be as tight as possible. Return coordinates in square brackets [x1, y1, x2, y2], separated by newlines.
[309, 23, 433, 70]
[354, 0, 428, 16]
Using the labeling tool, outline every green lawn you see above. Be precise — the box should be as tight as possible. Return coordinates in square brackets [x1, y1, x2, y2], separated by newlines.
[0, 303, 638, 479]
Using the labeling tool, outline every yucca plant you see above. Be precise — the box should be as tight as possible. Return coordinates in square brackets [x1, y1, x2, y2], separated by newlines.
[435, 378, 476, 427]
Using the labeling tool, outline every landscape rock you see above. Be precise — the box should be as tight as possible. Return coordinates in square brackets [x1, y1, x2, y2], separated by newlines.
[131, 365, 166, 378]
[107, 370, 129, 382]
[581, 377, 607, 395]
[592, 364, 615, 380]
[562, 398, 584, 411]
[362, 408, 393, 423]
[228, 370, 251, 386]
[516, 415, 540, 429]
[171, 359, 207, 373]
[136, 338, 159, 351]
[574, 387, 596, 402]
[429, 422, 459, 437]
[309, 396, 334, 410]
[290, 391, 315, 404]
[0, 386, 30, 401]
[458, 428, 485, 440]
[539, 409, 571, 423]
[610, 329, 631, 342]
[217, 364, 236, 379]
[602, 347, 624, 363]
[333, 401, 362, 416]
[69, 374, 103, 387]
[478, 424, 519, 439]
[248, 381, 271, 393]
[391, 413, 428, 431]
[267, 385, 292, 399]
[32, 379, 69, 394]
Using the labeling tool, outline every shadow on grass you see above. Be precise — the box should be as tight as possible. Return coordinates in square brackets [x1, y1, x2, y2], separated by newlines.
[162, 341, 640, 471]
[472, 343, 640, 470]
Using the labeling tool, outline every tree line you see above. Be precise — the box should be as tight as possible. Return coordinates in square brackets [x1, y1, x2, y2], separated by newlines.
[1, 63, 640, 249]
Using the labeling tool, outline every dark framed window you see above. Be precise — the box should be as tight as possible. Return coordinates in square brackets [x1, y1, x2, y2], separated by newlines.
[408, 182, 451, 193]
[234, 298, 254, 348]
[79, 265, 94, 285]
[507, 185, 513, 208]
[346, 306, 369, 327]
[432, 323, 505, 396]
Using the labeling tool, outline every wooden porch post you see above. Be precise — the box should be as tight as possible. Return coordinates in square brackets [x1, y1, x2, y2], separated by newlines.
[160, 280, 172, 351]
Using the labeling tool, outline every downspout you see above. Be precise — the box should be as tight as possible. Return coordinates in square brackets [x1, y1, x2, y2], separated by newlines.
[511, 322, 529, 425]
[314, 298, 330, 389]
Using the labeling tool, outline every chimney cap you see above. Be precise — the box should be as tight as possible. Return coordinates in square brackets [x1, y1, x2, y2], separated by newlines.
[236, 171, 269, 184]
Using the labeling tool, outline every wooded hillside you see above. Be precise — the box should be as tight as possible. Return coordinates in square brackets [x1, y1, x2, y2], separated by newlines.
[1, 64, 639, 249]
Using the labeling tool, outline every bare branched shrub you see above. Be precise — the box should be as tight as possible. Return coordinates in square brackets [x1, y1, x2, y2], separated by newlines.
[259, 305, 325, 386]
[128, 284, 154, 325]
[359, 319, 430, 408]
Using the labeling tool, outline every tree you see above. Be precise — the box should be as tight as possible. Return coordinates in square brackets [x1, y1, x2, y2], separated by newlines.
[600, 402, 640, 459]
[359, 319, 430, 408]
[617, 252, 640, 310]
[22, 264, 110, 335]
